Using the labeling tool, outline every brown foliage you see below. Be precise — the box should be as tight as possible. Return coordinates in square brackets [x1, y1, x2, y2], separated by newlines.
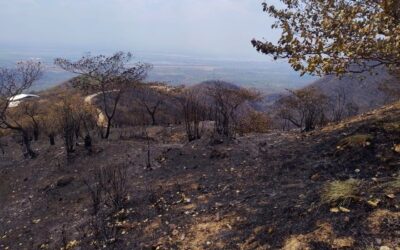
[252, 0, 400, 75]
[52, 94, 98, 155]
[237, 111, 271, 134]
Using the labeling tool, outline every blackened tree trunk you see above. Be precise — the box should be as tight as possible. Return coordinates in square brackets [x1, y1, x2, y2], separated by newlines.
[150, 112, 157, 126]
[22, 131, 37, 158]
[33, 128, 39, 141]
[65, 128, 75, 154]
[84, 134, 92, 153]
[49, 134, 55, 146]
[104, 119, 112, 139]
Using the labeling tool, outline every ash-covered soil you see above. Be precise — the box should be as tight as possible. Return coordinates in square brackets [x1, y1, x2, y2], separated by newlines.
[1, 104, 400, 250]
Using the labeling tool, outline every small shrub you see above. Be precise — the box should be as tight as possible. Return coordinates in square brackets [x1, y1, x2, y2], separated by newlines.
[237, 111, 271, 134]
[321, 179, 362, 205]
[82, 163, 129, 248]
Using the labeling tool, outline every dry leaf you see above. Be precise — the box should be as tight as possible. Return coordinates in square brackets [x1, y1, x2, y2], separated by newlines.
[32, 219, 41, 224]
[339, 207, 351, 213]
[330, 207, 340, 213]
[386, 194, 395, 199]
[367, 199, 380, 207]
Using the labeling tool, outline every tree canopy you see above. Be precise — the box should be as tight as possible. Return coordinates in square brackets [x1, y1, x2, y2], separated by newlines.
[252, 0, 400, 76]
[55, 52, 151, 139]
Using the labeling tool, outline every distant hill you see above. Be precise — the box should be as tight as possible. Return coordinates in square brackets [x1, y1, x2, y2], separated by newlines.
[266, 67, 400, 114]
[309, 67, 400, 112]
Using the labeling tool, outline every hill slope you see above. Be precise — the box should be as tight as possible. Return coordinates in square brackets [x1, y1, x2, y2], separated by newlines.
[310, 67, 400, 112]
[0, 101, 400, 249]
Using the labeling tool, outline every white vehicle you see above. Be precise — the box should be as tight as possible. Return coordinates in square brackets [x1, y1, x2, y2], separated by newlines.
[8, 94, 40, 108]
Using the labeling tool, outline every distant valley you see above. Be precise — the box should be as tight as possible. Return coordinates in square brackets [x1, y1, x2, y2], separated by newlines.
[0, 49, 316, 92]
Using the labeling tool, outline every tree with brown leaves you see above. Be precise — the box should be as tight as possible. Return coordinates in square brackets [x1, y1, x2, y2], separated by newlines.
[252, 0, 400, 76]
[54, 94, 97, 155]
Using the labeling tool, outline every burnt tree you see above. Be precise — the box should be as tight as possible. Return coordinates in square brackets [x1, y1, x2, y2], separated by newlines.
[0, 61, 43, 158]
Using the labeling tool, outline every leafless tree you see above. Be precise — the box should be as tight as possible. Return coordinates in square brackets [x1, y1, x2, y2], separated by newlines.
[177, 88, 207, 141]
[345, 102, 359, 118]
[277, 87, 328, 132]
[207, 82, 261, 139]
[0, 61, 43, 158]
[330, 86, 347, 123]
[137, 85, 165, 126]
[59, 97, 79, 155]
[55, 52, 151, 139]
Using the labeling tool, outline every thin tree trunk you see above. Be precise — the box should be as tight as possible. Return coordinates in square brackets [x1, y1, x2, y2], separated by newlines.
[23, 131, 37, 158]
[146, 133, 152, 170]
[151, 113, 156, 126]
[104, 119, 112, 139]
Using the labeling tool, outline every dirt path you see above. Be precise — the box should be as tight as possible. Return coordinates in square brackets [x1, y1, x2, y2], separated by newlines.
[84, 92, 107, 127]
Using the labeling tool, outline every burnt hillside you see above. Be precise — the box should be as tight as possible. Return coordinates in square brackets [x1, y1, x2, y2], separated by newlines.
[0, 99, 399, 249]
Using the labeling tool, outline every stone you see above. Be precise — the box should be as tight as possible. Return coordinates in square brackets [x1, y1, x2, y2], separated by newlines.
[56, 176, 74, 187]
[394, 144, 400, 153]
[310, 173, 320, 181]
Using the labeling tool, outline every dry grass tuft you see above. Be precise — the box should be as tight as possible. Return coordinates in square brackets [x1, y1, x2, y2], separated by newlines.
[282, 222, 354, 250]
[382, 176, 400, 193]
[337, 134, 373, 149]
[382, 121, 400, 132]
[321, 179, 362, 205]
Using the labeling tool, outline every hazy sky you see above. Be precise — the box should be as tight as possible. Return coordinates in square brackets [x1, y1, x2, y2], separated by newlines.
[0, 0, 280, 60]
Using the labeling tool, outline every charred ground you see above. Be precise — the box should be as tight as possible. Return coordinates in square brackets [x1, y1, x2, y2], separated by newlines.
[0, 100, 400, 249]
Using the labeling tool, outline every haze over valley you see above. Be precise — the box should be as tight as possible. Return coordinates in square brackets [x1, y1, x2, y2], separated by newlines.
[0, 48, 315, 92]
